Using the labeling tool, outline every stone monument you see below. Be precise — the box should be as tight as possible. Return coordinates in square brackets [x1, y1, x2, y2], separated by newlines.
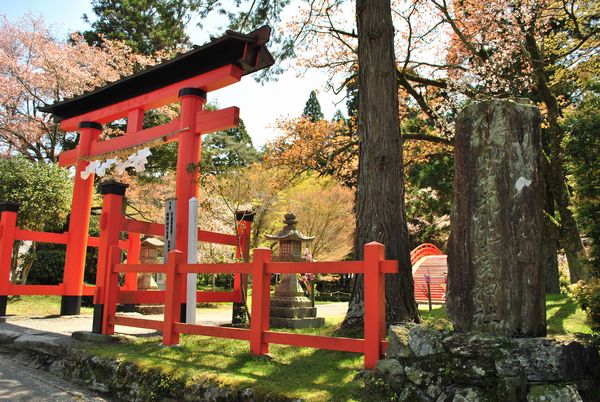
[447, 99, 546, 336]
[266, 213, 324, 329]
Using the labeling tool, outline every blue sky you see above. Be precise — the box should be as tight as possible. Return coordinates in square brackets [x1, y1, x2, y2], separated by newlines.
[1, 1, 346, 147]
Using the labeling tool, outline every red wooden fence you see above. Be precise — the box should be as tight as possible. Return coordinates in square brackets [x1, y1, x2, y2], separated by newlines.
[101, 242, 397, 369]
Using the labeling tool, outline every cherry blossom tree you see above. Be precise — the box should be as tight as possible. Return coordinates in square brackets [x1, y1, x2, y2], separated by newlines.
[0, 15, 156, 163]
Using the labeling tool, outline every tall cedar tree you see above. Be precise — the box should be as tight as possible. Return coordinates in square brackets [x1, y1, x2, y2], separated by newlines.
[342, 0, 419, 327]
[303, 90, 324, 122]
[83, 0, 193, 55]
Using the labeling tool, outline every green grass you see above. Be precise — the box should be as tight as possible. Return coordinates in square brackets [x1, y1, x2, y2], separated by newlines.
[86, 316, 365, 402]
[418, 294, 594, 335]
[6, 295, 93, 317]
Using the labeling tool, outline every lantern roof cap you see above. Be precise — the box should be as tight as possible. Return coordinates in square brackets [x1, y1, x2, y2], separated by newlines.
[265, 212, 314, 242]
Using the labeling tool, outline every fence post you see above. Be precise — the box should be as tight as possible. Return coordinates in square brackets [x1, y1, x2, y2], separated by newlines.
[163, 249, 184, 346]
[124, 232, 141, 291]
[250, 247, 271, 355]
[0, 202, 19, 316]
[363, 241, 386, 369]
[101, 245, 122, 335]
[233, 210, 254, 325]
[94, 181, 128, 333]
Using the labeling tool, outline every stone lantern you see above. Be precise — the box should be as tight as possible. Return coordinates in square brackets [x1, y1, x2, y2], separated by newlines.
[266, 213, 324, 328]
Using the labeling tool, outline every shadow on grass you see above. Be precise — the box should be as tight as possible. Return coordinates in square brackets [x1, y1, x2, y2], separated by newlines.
[546, 293, 578, 335]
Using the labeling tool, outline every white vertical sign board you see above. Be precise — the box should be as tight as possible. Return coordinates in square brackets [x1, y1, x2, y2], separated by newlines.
[160, 198, 177, 290]
[186, 197, 198, 324]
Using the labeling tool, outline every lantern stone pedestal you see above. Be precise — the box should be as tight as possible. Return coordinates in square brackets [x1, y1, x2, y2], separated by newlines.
[270, 274, 324, 329]
[266, 213, 324, 329]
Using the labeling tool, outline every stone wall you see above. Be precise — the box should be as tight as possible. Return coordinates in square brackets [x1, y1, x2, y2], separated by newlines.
[374, 324, 599, 402]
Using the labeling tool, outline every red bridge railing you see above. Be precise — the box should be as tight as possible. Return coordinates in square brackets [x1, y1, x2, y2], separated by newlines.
[102, 241, 397, 369]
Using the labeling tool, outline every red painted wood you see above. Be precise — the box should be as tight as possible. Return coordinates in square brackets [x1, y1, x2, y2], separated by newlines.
[8, 284, 65, 295]
[163, 250, 184, 345]
[127, 108, 144, 134]
[250, 248, 271, 355]
[102, 245, 122, 335]
[412, 255, 447, 304]
[266, 261, 364, 274]
[63, 125, 100, 297]
[264, 332, 364, 353]
[410, 243, 443, 265]
[0, 211, 18, 295]
[198, 230, 238, 246]
[14, 230, 68, 244]
[174, 323, 250, 340]
[82, 285, 96, 296]
[112, 315, 163, 331]
[58, 108, 239, 167]
[117, 289, 239, 304]
[59, 65, 242, 131]
[118, 290, 165, 304]
[95, 192, 125, 305]
[178, 262, 253, 274]
[121, 219, 163, 236]
[197, 290, 240, 303]
[363, 242, 386, 369]
[122, 218, 238, 246]
[123, 233, 141, 291]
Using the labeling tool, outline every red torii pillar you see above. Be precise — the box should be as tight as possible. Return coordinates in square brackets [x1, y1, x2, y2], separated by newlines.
[174, 88, 206, 321]
[61, 122, 102, 315]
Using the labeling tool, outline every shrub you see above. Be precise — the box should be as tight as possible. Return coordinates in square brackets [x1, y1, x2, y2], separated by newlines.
[570, 279, 600, 329]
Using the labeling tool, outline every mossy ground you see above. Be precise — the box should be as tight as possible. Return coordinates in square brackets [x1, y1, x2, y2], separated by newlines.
[7, 294, 595, 401]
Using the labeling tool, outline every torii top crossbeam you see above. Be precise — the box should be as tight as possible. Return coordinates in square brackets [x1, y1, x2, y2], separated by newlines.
[37, 26, 274, 315]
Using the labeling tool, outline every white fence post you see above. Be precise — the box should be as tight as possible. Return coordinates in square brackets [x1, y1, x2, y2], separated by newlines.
[186, 197, 198, 324]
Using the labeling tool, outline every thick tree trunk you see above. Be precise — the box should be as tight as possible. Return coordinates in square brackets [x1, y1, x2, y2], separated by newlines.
[342, 0, 419, 329]
[523, 32, 588, 283]
[543, 189, 561, 294]
[447, 100, 546, 337]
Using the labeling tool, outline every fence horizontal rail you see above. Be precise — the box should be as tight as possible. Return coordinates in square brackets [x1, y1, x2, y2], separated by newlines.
[264, 331, 364, 353]
[266, 260, 398, 274]
[111, 315, 163, 331]
[15, 230, 68, 244]
[8, 284, 64, 295]
[179, 262, 253, 274]
[117, 290, 240, 304]
[121, 218, 238, 246]
[174, 323, 250, 340]
[114, 263, 165, 273]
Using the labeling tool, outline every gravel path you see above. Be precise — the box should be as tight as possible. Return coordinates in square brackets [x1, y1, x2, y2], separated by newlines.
[0, 302, 349, 337]
[0, 354, 108, 401]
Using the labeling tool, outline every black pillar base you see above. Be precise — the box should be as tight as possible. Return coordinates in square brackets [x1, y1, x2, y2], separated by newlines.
[60, 295, 82, 315]
[0, 295, 7, 316]
[180, 303, 187, 323]
[92, 304, 103, 334]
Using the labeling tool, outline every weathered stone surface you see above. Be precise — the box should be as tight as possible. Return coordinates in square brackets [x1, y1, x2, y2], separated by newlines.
[449, 386, 491, 402]
[495, 376, 527, 402]
[376, 359, 405, 391]
[409, 325, 445, 356]
[447, 99, 546, 336]
[0, 329, 21, 343]
[386, 324, 415, 358]
[13, 334, 65, 356]
[527, 383, 583, 402]
[372, 324, 599, 402]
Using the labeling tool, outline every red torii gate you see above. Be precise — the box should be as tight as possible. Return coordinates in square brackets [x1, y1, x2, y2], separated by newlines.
[35, 26, 274, 315]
